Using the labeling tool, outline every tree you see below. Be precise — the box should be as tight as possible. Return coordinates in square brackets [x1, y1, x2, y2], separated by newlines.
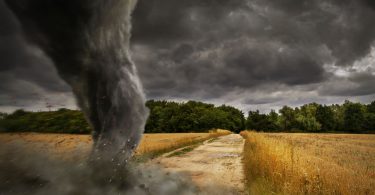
[218, 105, 245, 133]
[267, 110, 280, 131]
[316, 105, 334, 131]
[367, 101, 375, 114]
[144, 100, 245, 133]
[246, 110, 278, 131]
[295, 103, 321, 132]
[0, 112, 7, 120]
[295, 114, 321, 132]
[246, 110, 262, 130]
[279, 106, 296, 131]
[330, 104, 345, 131]
[363, 113, 375, 132]
[344, 101, 365, 132]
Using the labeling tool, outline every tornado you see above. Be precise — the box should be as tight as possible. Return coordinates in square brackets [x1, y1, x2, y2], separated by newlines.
[5, 0, 148, 163]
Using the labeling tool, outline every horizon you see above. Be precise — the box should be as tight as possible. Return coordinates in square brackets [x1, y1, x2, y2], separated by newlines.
[1, 98, 373, 117]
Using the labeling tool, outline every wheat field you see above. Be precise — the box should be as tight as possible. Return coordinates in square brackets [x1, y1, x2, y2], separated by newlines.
[0, 130, 230, 161]
[241, 131, 375, 194]
[135, 130, 230, 157]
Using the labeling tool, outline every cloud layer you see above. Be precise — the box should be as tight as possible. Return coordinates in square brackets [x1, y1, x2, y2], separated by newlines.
[131, 0, 375, 111]
[1, 0, 375, 112]
[0, 1, 73, 111]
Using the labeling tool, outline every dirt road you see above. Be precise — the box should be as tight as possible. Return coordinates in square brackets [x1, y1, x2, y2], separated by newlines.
[151, 134, 246, 194]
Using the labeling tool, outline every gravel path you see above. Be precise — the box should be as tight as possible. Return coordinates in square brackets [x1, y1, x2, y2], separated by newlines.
[151, 134, 246, 194]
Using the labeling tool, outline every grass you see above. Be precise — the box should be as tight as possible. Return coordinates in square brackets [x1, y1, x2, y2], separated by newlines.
[240, 131, 375, 194]
[166, 145, 197, 157]
[166, 141, 205, 157]
[207, 137, 219, 143]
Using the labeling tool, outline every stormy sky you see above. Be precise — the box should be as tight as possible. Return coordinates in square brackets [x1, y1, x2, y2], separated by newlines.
[1, 0, 375, 113]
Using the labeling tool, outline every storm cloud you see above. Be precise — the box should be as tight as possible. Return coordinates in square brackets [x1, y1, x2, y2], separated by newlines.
[131, 0, 375, 110]
[0, 1, 73, 111]
[1, 0, 375, 112]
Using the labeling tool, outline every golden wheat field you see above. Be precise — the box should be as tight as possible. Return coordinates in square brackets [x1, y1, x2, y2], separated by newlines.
[240, 131, 375, 195]
[0, 130, 230, 161]
[135, 130, 230, 157]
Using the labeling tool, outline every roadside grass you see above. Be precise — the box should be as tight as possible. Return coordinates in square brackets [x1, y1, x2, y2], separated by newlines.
[133, 138, 204, 162]
[207, 137, 219, 143]
[164, 137, 218, 158]
[166, 144, 199, 157]
[133, 130, 231, 162]
[240, 131, 375, 195]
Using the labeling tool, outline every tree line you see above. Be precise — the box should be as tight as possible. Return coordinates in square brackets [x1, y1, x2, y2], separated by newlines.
[0, 100, 374, 134]
[0, 109, 91, 134]
[145, 100, 245, 133]
[0, 100, 246, 134]
[247, 100, 375, 133]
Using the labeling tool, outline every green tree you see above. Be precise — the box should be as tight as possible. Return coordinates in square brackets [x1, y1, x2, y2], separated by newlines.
[294, 103, 321, 132]
[330, 104, 345, 131]
[246, 110, 261, 130]
[246, 110, 278, 131]
[0, 112, 7, 120]
[144, 100, 245, 133]
[367, 101, 375, 114]
[267, 109, 280, 131]
[218, 105, 245, 133]
[363, 113, 375, 132]
[344, 101, 365, 132]
[295, 114, 321, 132]
[279, 106, 296, 131]
[316, 105, 334, 131]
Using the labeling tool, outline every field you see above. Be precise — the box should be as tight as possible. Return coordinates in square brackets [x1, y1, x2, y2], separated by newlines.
[0, 130, 230, 161]
[241, 131, 375, 194]
[2, 130, 374, 194]
[135, 130, 231, 159]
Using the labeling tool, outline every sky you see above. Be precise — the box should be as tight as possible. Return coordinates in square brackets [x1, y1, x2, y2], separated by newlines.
[1, 0, 375, 113]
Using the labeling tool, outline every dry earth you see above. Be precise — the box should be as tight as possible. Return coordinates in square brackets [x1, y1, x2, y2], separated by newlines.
[151, 134, 246, 194]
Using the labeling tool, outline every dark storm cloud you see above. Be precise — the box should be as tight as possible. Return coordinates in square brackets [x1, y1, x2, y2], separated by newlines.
[254, 0, 375, 66]
[131, 0, 375, 101]
[0, 1, 70, 107]
[0, 0, 375, 111]
[319, 72, 375, 96]
[133, 0, 375, 98]
[132, 0, 248, 45]
[242, 96, 281, 105]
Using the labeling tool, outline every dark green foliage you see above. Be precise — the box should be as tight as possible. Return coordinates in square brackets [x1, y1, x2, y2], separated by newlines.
[363, 113, 375, 131]
[0, 109, 91, 134]
[279, 106, 297, 131]
[218, 105, 246, 133]
[295, 103, 321, 132]
[0, 100, 245, 134]
[367, 101, 375, 114]
[343, 101, 365, 132]
[246, 110, 281, 132]
[267, 110, 281, 131]
[247, 100, 375, 133]
[316, 105, 335, 131]
[1, 99, 374, 134]
[145, 100, 245, 133]
[0, 112, 8, 120]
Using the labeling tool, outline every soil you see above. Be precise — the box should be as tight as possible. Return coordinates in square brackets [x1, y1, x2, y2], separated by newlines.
[151, 134, 246, 194]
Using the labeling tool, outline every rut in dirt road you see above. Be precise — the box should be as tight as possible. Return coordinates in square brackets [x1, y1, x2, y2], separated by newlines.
[152, 134, 246, 194]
